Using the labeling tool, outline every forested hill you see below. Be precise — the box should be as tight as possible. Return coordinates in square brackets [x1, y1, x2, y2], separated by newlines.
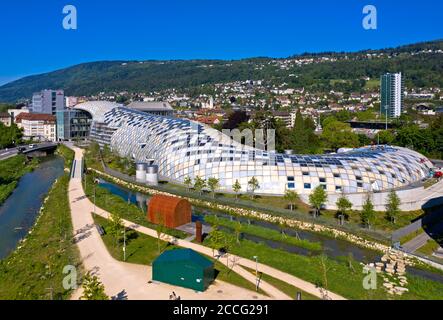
[0, 40, 442, 102]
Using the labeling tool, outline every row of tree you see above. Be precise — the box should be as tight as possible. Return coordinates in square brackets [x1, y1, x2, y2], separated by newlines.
[183, 175, 260, 199]
[307, 185, 401, 229]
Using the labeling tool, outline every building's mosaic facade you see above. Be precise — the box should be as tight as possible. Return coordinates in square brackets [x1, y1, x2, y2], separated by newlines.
[74, 101, 434, 196]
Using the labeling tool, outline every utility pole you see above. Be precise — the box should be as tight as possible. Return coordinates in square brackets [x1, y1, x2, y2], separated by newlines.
[253, 256, 258, 292]
[123, 227, 126, 261]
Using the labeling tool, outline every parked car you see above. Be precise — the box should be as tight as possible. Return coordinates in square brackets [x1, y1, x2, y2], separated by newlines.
[28, 144, 35, 149]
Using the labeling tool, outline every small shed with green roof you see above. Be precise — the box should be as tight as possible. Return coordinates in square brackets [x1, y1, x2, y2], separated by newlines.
[152, 248, 214, 292]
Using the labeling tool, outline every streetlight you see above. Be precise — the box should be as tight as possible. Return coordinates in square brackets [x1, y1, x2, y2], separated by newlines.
[122, 226, 126, 261]
[93, 178, 100, 218]
[253, 256, 258, 292]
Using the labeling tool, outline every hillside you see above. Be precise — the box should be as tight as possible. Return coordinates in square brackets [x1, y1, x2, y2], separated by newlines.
[0, 40, 442, 102]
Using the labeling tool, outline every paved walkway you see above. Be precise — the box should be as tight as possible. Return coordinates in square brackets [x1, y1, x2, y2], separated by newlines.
[69, 145, 346, 300]
[68, 146, 272, 300]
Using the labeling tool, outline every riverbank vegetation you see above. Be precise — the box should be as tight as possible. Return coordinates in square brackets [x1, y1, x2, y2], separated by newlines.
[0, 173, 81, 299]
[56, 144, 75, 169]
[0, 155, 39, 205]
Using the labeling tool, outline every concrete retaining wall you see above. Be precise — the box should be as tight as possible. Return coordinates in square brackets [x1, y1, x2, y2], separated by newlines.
[301, 179, 443, 212]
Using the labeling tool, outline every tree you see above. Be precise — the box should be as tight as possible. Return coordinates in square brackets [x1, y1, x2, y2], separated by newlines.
[321, 120, 359, 151]
[193, 176, 206, 196]
[336, 195, 352, 225]
[109, 212, 123, 246]
[284, 190, 299, 211]
[317, 254, 331, 300]
[207, 228, 226, 257]
[0, 123, 23, 149]
[184, 176, 192, 192]
[207, 177, 220, 199]
[234, 220, 243, 244]
[247, 176, 260, 199]
[360, 195, 375, 229]
[232, 179, 242, 199]
[309, 186, 327, 218]
[222, 110, 249, 130]
[81, 271, 109, 300]
[290, 110, 321, 154]
[385, 190, 401, 224]
[377, 130, 395, 145]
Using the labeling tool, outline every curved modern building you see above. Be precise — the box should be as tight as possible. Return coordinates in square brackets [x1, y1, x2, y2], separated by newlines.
[73, 101, 434, 196]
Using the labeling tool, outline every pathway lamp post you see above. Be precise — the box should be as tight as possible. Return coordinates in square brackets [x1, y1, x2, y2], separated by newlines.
[253, 255, 259, 292]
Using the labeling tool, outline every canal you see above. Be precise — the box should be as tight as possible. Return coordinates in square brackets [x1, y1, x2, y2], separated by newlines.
[0, 156, 65, 259]
[97, 178, 443, 284]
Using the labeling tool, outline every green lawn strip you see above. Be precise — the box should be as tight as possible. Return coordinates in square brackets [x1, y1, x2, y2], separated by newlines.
[241, 266, 319, 300]
[0, 155, 39, 205]
[56, 144, 75, 169]
[84, 173, 188, 239]
[399, 228, 425, 245]
[416, 238, 442, 256]
[93, 215, 263, 294]
[204, 215, 322, 251]
[0, 174, 81, 300]
[401, 274, 443, 300]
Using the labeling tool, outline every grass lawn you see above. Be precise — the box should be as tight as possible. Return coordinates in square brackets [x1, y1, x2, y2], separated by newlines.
[416, 238, 442, 256]
[93, 215, 263, 294]
[0, 173, 81, 300]
[204, 231, 443, 300]
[399, 228, 425, 245]
[204, 215, 322, 251]
[242, 266, 319, 300]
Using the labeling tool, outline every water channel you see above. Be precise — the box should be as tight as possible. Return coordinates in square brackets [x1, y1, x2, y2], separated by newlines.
[0, 156, 64, 259]
[97, 178, 443, 284]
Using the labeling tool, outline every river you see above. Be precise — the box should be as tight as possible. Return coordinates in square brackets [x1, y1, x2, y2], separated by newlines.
[0, 156, 65, 259]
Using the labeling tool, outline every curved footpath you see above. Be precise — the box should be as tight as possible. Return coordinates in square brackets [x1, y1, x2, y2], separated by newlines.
[68, 145, 345, 300]
[69, 146, 274, 300]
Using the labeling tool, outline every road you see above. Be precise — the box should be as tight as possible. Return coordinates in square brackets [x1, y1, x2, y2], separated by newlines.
[0, 142, 57, 161]
[0, 146, 19, 161]
[68, 145, 346, 300]
[402, 218, 443, 254]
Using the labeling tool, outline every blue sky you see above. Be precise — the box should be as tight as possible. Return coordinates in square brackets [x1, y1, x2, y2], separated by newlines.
[0, 0, 442, 85]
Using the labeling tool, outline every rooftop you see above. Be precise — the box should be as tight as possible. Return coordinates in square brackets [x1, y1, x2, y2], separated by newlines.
[127, 101, 173, 112]
[154, 249, 213, 268]
[15, 113, 56, 123]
